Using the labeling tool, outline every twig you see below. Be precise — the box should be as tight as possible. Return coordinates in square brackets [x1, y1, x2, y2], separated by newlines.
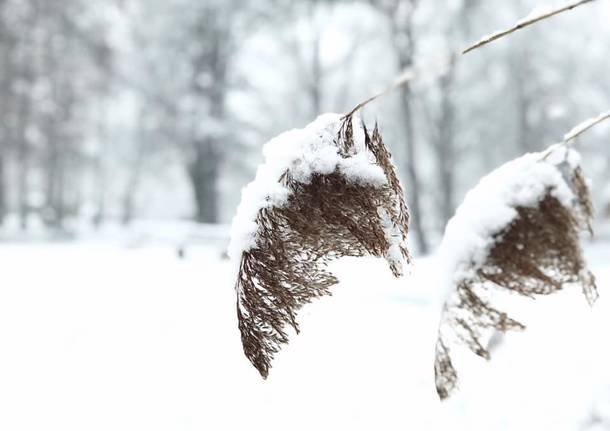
[462, 0, 598, 54]
[342, 56, 453, 119]
[541, 110, 610, 160]
[342, 70, 415, 119]
[563, 111, 610, 143]
[344, 0, 597, 116]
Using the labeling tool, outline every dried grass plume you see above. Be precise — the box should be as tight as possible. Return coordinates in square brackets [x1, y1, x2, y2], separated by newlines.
[231, 114, 411, 378]
[434, 149, 597, 400]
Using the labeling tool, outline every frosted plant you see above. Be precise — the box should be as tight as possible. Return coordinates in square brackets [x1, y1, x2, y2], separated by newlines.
[229, 113, 411, 378]
[434, 147, 597, 400]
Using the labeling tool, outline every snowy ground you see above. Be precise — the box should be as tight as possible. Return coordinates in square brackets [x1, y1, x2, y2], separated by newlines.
[0, 224, 608, 431]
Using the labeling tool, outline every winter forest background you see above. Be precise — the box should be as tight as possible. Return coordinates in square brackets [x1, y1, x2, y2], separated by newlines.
[1, 0, 609, 242]
[1, 0, 610, 430]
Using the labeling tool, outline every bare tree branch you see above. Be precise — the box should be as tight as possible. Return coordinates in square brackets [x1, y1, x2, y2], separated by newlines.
[462, 0, 598, 54]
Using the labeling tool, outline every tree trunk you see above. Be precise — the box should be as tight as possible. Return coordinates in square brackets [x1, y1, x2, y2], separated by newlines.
[391, 0, 429, 254]
[92, 151, 106, 228]
[399, 84, 429, 254]
[92, 102, 109, 228]
[308, 33, 322, 117]
[13, 3, 39, 231]
[188, 140, 220, 224]
[435, 66, 457, 227]
[0, 155, 6, 224]
[44, 120, 65, 229]
[121, 142, 145, 226]
[0, 26, 12, 226]
[515, 63, 533, 153]
[15, 90, 31, 230]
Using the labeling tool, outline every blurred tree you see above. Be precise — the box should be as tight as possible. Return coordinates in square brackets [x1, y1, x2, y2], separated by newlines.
[0, 0, 15, 223]
[1, 0, 608, 243]
[369, 0, 429, 253]
[428, 0, 480, 227]
[184, 2, 230, 224]
[126, 0, 243, 224]
[0, 0, 113, 229]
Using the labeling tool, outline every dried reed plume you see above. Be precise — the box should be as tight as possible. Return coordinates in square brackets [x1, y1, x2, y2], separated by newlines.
[235, 115, 410, 378]
[435, 161, 597, 400]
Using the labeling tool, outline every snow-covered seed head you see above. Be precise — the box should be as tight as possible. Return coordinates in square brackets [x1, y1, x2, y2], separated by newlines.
[434, 150, 597, 400]
[231, 114, 411, 378]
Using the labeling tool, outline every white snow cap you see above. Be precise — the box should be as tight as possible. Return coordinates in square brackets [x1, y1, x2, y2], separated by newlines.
[438, 147, 582, 294]
[228, 113, 387, 262]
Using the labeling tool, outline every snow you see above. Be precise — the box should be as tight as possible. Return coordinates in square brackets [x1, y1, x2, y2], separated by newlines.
[0, 227, 608, 431]
[228, 113, 387, 262]
[516, 5, 554, 26]
[438, 148, 579, 292]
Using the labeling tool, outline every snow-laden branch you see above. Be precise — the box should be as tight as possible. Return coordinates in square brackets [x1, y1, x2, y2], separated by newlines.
[563, 111, 610, 143]
[462, 0, 598, 54]
[541, 110, 610, 160]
